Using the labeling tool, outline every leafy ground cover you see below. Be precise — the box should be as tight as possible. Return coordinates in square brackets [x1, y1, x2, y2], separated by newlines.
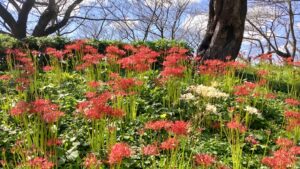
[0, 40, 300, 169]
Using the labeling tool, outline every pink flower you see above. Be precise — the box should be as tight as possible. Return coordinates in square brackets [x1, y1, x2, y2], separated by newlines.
[284, 111, 300, 119]
[42, 111, 64, 123]
[10, 101, 30, 116]
[160, 138, 178, 151]
[117, 46, 159, 72]
[275, 138, 294, 148]
[0, 74, 11, 81]
[160, 47, 187, 79]
[194, 154, 216, 167]
[168, 120, 189, 136]
[28, 157, 54, 169]
[226, 120, 247, 133]
[145, 120, 172, 131]
[285, 98, 300, 106]
[245, 135, 259, 145]
[47, 138, 62, 147]
[108, 143, 131, 165]
[83, 153, 101, 168]
[88, 81, 101, 88]
[43, 66, 53, 72]
[142, 144, 159, 156]
[262, 148, 297, 169]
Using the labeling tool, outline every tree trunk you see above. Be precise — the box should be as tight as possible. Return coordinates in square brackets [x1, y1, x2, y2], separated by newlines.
[197, 0, 247, 61]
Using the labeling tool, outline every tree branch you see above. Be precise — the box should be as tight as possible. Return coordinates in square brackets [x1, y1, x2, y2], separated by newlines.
[0, 3, 17, 30]
[32, 0, 58, 36]
[8, 0, 21, 12]
[42, 0, 83, 36]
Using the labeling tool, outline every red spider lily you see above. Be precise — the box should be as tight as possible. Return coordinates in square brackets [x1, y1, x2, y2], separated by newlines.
[108, 143, 131, 165]
[107, 108, 125, 117]
[64, 40, 86, 53]
[27, 99, 64, 123]
[234, 81, 257, 97]
[83, 153, 101, 168]
[144, 120, 173, 131]
[167, 46, 188, 55]
[0, 74, 11, 81]
[6, 49, 27, 57]
[108, 73, 143, 95]
[265, 93, 277, 99]
[225, 61, 246, 70]
[87, 81, 102, 88]
[258, 79, 267, 86]
[77, 92, 124, 119]
[244, 81, 257, 89]
[199, 59, 225, 76]
[160, 138, 179, 151]
[234, 85, 250, 96]
[76, 53, 104, 70]
[160, 66, 186, 78]
[284, 111, 300, 119]
[10, 101, 30, 116]
[82, 54, 104, 64]
[168, 120, 189, 136]
[117, 46, 159, 72]
[245, 135, 259, 145]
[31, 99, 57, 114]
[122, 44, 137, 52]
[255, 53, 272, 61]
[45, 47, 64, 60]
[161, 47, 187, 79]
[83, 45, 98, 54]
[75, 63, 90, 71]
[289, 146, 300, 155]
[85, 92, 97, 99]
[84, 107, 106, 119]
[106, 45, 126, 62]
[42, 111, 64, 123]
[257, 69, 269, 77]
[47, 138, 62, 147]
[261, 146, 300, 169]
[142, 144, 160, 156]
[194, 154, 216, 167]
[28, 157, 54, 169]
[8, 50, 35, 77]
[275, 138, 294, 148]
[163, 54, 187, 67]
[199, 59, 246, 76]
[43, 66, 54, 72]
[226, 120, 247, 133]
[285, 98, 300, 106]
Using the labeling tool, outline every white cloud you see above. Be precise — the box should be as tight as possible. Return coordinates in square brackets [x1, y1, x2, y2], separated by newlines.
[297, 22, 300, 30]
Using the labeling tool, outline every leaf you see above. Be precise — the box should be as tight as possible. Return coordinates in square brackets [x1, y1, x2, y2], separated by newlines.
[66, 150, 79, 160]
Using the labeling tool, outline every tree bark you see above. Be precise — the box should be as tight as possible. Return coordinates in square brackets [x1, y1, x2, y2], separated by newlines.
[197, 0, 247, 61]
